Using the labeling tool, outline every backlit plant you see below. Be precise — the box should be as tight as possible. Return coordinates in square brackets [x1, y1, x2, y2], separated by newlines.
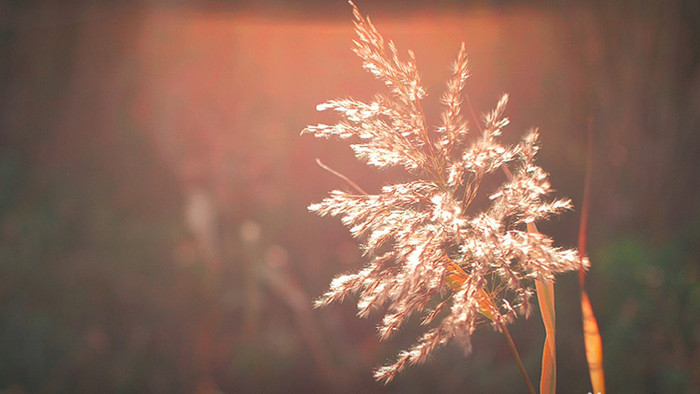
[303, 3, 603, 392]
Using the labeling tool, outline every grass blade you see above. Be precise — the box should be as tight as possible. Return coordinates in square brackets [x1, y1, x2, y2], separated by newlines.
[580, 289, 605, 393]
[529, 223, 557, 394]
[578, 121, 606, 394]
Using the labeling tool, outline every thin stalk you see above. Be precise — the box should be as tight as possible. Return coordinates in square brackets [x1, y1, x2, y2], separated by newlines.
[501, 323, 537, 394]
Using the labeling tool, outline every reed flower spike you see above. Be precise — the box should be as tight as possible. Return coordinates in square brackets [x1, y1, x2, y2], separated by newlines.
[303, 1, 588, 384]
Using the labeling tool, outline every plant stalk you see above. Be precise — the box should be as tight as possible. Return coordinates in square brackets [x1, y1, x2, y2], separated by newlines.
[501, 323, 536, 394]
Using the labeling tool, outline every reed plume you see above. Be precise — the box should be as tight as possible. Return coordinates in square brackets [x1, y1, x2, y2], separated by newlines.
[303, 1, 587, 384]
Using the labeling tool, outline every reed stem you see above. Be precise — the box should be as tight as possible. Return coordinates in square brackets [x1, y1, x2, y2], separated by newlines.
[501, 323, 537, 394]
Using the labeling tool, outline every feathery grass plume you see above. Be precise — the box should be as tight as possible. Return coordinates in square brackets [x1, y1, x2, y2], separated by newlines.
[303, 1, 588, 384]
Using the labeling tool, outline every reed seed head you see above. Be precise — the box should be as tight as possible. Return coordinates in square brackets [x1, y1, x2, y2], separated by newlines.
[303, 1, 586, 383]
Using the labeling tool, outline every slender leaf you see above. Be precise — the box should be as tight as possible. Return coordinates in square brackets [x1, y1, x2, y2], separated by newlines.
[578, 122, 606, 394]
[581, 290, 605, 393]
[529, 222, 556, 394]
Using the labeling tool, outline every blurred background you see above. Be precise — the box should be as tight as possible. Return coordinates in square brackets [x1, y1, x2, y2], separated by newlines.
[0, 0, 698, 392]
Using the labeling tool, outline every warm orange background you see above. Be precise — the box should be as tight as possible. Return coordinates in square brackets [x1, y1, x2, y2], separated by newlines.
[1, 1, 697, 393]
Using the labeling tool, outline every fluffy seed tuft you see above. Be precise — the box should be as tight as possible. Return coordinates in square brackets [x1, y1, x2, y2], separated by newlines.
[304, 1, 585, 383]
